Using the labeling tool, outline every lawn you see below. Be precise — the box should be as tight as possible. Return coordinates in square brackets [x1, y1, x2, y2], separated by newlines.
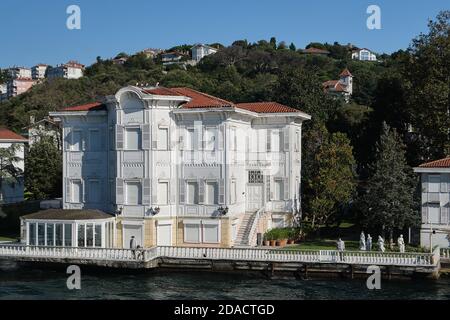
[283, 240, 360, 251]
[0, 236, 16, 242]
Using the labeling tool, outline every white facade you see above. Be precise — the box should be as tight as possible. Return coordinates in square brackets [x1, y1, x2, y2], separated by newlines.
[351, 48, 377, 61]
[31, 64, 48, 79]
[0, 83, 7, 101]
[414, 164, 450, 249]
[50, 86, 310, 248]
[8, 67, 32, 79]
[0, 130, 27, 204]
[191, 44, 218, 62]
[47, 61, 84, 80]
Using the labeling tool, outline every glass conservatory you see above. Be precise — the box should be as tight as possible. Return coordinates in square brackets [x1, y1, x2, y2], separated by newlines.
[21, 209, 115, 248]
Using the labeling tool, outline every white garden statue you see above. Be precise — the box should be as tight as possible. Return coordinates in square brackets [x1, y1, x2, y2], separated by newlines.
[397, 234, 405, 253]
[366, 234, 372, 251]
[359, 231, 366, 251]
[378, 236, 385, 253]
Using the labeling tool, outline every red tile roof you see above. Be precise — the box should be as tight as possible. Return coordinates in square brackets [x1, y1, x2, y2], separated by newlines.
[302, 47, 330, 54]
[0, 127, 27, 141]
[60, 102, 106, 112]
[419, 157, 450, 168]
[172, 87, 234, 108]
[339, 68, 353, 77]
[142, 87, 183, 96]
[236, 102, 299, 113]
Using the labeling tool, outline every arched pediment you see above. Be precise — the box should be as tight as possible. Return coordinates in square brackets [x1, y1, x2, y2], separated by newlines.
[115, 87, 145, 110]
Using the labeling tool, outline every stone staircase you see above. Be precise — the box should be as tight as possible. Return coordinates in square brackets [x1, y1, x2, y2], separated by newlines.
[234, 212, 257, 247]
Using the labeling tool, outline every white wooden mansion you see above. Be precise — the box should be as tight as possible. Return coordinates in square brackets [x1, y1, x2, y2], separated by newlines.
[21, 86, 310, 249]
[414, 158, 450, 249]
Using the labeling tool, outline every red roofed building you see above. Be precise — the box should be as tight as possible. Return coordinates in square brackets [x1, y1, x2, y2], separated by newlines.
[322, 68, 353, 102]
[46, 85, 310, 250]
[302, 47, 330, 55]
[414, 157, 450, 249]
[0, 127, 27, 204]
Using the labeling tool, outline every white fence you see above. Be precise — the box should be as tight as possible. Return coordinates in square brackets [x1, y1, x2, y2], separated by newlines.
[441, 248, 450, 259]
[0, 244, 438, 267]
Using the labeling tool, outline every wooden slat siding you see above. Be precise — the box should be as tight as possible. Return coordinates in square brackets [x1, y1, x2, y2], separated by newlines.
[199, 179, 205, 204]
[143, 178, 151, 205]
[284, 127, 290, 151]
[83, 130, 89, 151]
[284, 177, 289, 200]
[64, 127, 72, 151]
[218, 179, 225, 204]
[101, 128, 107, 151]
[218, 124, 224, 150]
[116, 178, 124, 204]
[179, 179, 185, 204]
[142, 124, 151, 150]
[115, 125, 123, 150]
[266, 129, 271, 152]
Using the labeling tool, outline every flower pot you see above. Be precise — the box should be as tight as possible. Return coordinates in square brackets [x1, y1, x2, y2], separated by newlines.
[278, 239, 288, 247]
[269, 240, 276, 247]
[264, 240, 270, 246]
[287, 239, 295, 245]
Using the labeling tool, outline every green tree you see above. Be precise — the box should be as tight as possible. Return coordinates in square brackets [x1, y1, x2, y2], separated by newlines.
[0, 144, 23, 204]
[303, 122, 356, 230]
[25, 136, 62, 200]
[289, 42, 296, 51]
[358, 123, 419, 245]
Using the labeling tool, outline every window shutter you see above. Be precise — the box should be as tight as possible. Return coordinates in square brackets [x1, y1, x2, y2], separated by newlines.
[142, 124, 151, 150]
[170, 179, 176, 203]
[101, 128, 107, 151]
[64, 127, 72, 151]
[83, 131, 88, 151]
[266, 129, 271, 152]
[283, 127, 290, 151]
[218, 124, 224, 150]
[179, 179, 185, 204]
[266, 175, 271, 201]
[152, 124, 157, 149]
[284, 177, 289, 200]
[199, 179, 205, 204]
[116, 125, 124, 150]
[194, 124, 203, 151]
[440, 174, 448, 193]
[422, 174, 428, 193]
[65, 178, 71, 203]
[143, 178, 151, 205]
[116, 178, 124, 204]
[421, 206, 428, 222]
[440, 207, 448, 224]
[218, 179, 225, 204]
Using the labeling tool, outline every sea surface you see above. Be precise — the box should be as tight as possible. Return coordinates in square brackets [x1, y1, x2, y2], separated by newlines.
[0, 260, 449, 300]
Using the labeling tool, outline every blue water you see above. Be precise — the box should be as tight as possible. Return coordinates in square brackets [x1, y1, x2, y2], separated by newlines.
[0, 260, 449, 300]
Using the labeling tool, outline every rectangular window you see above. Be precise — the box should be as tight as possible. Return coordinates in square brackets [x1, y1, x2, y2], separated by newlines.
[86, 224, 94, 247]
[64, 224, 72, 247]
[429, 175, 440, 193]
[184, 224, 201, 243]
[126, 181, 142, 205]
[158, 181, 169, 205]
[71, 180, 82, 203]
[186, 128, 195, 150]
[125, 127, 142, 150]
[78, 224, 85, 247]
[38, 223, 45, 246]
[158, 127, 169, 150]
[71, 130, 82, 151]
[230, 128, 237, 151]
[89, 129, 101, 151]
[230, 180, 237, 204]
[94, 224, 102, 247]
[274, 179, 284, 201]
[272, 130, 281, 152]
[29, 223, 36, 245]
[206, 181, 218, 205]
[205, 127, 216, 151]
[46, 223, 54, 246]
[55, 224, 63, 246]
[295, 131, 300, 152]
[187, 182, 199, 204]
[203, 223, 220, 243]
[428, 205, 440, 224]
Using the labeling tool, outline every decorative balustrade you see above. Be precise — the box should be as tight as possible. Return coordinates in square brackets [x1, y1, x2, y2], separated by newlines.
[0, 244, 439, 267]
[441, 248, 450, 259]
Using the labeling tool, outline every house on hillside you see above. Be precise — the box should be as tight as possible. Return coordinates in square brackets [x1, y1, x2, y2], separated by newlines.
[322, 68, 353, 102]
[140, 48, 163, 59]
[8, 67, 32, 79]
[0, 127, 27, 204]
[351, 48, 377, 61]
[31, 64, 49, 80]
[22, 116, 61, 148]
[19, 85, 310, 249]
[191, 44, 219, 63]
[301, 47, 330, 55]
[47, 61, 84, 80]
[0, 84, 7, 102]
[160, 51, 189, 66]
[6, 78, 36, 99]
[414, 158, 450, 249]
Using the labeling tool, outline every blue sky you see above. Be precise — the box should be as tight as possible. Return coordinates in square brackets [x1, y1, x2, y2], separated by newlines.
[0, 0, 446, 68]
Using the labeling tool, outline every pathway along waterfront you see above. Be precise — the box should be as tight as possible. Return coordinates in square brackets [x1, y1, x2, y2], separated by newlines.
[0, 244, 443, 279]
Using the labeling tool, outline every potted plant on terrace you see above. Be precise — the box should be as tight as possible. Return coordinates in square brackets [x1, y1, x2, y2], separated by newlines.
[276, 228, 288, 247]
